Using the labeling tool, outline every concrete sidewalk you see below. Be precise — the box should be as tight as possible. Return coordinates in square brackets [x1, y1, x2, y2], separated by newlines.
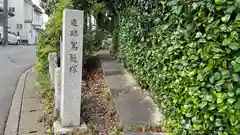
[4, 68, 45, 135]
[98, 51, 164, 134]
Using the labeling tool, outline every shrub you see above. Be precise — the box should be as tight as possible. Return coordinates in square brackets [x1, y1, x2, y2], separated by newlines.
[35, 1, 66, 78]
[119, 0, 240, 134]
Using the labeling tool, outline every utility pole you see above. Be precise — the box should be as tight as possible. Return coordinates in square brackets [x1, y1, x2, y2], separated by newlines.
[3, 0, 8, 46]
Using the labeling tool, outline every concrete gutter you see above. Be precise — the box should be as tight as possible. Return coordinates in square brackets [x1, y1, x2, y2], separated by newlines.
[3, 67, 33, 135]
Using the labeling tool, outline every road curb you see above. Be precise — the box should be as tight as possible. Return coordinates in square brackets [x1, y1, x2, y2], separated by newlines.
[4, 67, 33, 135]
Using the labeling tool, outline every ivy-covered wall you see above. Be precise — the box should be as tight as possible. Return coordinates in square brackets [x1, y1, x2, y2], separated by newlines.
[119, 0, 240, 134]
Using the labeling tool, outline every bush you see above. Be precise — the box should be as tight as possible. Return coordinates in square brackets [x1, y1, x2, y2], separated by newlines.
[35, 2, 65, 78]
[119, 0, 240, 134]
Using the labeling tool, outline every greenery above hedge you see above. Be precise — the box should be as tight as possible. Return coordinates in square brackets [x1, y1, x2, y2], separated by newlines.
[119, 0, 240, 134]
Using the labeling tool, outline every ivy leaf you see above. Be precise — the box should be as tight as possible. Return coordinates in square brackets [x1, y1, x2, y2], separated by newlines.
[231, 61, 240, 72]
[228, 92, 235, 97]
[230, 115, 238, 126]
[235, 13, 240, 23]
[235, 56, 240, 63]
[219, 132, 228, 135]
[206, 94, 214, 102]
[168, 0, 179, 5]
[215, 0, 225, 5]
[235, 99, 240, 109]
[210, 115, 214, 121]
[185, 112, 194, 117]
[236, 88, 240, 95]
[226, 6, 236, 13]
[217, 95, 225, 104]
[232, 74, 240, 82]
[198, 38, 207, 43]
[221, 70, 229, 76]
[205, 64, 213, 71]
[223, 38, 232, 46]
[209, 76, 215, 84]
[229, 42, 240, 50]
[215, 119, 222, 127]
[227, 98, 236, 104]
[214, 72, 221, 80]
[209, 104, 216, 110]
[200, 101, 208, 108]
[195, 32, 202, 38]
[215, 85, 222, 92]
[215, 80, 225, 86]
[212, 47, 223, 53]
[227, 83, 234, 91]
[208, 17, 214, 23]
[173, 6, 182, 14]
[221, 14, 231, 22]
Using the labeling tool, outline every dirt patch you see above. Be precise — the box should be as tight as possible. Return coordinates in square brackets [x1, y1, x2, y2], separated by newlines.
[81, 56, 117, 134]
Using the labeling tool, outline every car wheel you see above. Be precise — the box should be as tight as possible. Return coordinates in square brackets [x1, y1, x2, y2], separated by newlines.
[16, 40, 20, 45]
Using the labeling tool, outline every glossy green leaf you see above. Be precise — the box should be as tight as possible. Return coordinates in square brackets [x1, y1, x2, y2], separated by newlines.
[229, 42, 240, 50]
[209, 76, 215, 84]
[215, 119, 222, 127]
[223, 38, 232, 46]
[235, 99, 240, 109]
[200, 101, 208, 108]
[215, 80, 225, 86]
[196, 32, 202, 38]
[214, 72, 221, 80]
[227, 83, 234, 90]
[219, 132, 228, 135]
[206, 94, 214, 102]
[236, 57, 240, 63]
[227, 98, 236, 104]
[221, 14, 230, 22]
[215, 0, 224, 4]
[210, 115, 214, 121]
[228, 92, 235, 97]
[232, 74, 240, 82]
[236, 88, 240, 95]
[217, 95, 225, 104]
[209, 104, 216, 110]
[230, 115, 238, 126]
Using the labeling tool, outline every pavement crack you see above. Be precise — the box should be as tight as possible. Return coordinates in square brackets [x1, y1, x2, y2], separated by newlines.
[7, 57, 23, 66]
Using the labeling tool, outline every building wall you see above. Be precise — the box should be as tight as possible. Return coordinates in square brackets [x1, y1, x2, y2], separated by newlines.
[24, 2, 33, 21]
[8, 0, 25, 37]
[33, 11, 43, 26]
[24, 22, 32, 42]
[0, 15, 3, 26]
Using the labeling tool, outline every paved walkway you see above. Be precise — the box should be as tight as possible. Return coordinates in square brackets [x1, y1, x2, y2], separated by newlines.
[98, 51, 164, 134]
[4, 68, 45, 135]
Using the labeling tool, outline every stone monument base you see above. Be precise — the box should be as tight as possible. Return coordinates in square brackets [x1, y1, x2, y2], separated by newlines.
[54, 119, 87, 135]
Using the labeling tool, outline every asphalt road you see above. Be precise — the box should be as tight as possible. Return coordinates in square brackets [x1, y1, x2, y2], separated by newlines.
[0, 45, 36, 134]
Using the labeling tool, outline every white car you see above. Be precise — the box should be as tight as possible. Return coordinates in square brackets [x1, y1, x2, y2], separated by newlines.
[0, 26, 20, 45]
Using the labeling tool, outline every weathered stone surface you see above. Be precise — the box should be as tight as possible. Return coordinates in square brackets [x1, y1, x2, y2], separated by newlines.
[54, 67, 61, 118]
[48, 52, 57, 86]
[60, 9, 83, 127]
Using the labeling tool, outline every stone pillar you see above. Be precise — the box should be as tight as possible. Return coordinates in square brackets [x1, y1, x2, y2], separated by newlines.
[54, 67, 61, 118]
[48, 52, 57, 86]
[60, 9, 83, 127]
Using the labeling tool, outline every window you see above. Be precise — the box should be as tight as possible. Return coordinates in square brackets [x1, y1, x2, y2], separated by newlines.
[9, 7, 15, 12]
[17, 24, 23, 29]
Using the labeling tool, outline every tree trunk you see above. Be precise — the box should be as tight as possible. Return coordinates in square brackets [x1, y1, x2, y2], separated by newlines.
[89, 12, 92, 31]
[84, 11, 88, 34]
[96, 12, 105, 30]
[111, 13, 120, 54]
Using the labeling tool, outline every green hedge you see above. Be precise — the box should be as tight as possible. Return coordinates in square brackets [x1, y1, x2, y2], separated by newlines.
[119, 0, 240, 134]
